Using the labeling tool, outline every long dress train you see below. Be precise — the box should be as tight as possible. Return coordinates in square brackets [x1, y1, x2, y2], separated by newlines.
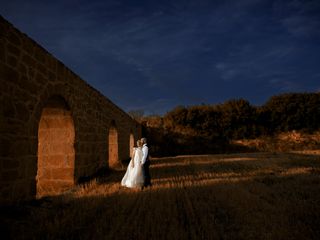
[121, 147, 144, 188]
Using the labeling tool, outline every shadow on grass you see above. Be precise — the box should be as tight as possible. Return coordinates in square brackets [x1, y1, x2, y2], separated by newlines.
[77, 167, 126, 185]
[76, 152, 320, 188]
[2, 152, 320, 240]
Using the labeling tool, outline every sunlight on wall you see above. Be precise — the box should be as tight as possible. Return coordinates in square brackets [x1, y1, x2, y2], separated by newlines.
[37, 96, 75, 197]
[129, 133, 134, 157]
[108, 122, 118, 168]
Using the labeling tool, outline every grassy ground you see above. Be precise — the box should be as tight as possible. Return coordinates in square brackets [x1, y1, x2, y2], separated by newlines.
[233, 131, 320, 152]
[2, 151, 320, 240]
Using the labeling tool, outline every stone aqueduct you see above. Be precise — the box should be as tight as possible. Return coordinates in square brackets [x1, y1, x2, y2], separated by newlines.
[0, 16, 141, 203]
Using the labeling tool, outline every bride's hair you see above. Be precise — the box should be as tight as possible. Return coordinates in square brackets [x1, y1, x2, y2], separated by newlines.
[137, 140, 142, 147]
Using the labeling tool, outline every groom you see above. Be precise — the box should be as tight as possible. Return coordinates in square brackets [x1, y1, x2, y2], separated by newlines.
[141, 137, 151, 188]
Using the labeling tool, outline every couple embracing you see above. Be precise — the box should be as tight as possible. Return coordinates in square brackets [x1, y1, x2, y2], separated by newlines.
[121, 138, 151, 189]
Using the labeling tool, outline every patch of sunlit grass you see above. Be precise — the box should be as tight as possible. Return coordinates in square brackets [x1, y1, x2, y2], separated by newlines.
[233, 130, 320, 152]
[3, 151, 320, 240]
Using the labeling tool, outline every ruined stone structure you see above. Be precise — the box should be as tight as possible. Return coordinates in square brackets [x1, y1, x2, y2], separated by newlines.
[0, 16, 141, 202]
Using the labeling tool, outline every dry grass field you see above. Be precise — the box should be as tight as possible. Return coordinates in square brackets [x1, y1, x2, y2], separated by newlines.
[2, 151, 320, 240]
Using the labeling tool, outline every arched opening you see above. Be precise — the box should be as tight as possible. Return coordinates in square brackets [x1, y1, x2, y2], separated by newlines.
[36, 96, 75, 197]
[129, 132, 135, 157]
[108, 121, 118, 168]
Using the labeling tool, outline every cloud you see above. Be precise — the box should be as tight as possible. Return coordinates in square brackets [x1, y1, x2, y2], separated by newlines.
[268, 78, 300, 91]
[281, 15, 320, 38]
[215, 63, 241, 81]
[215, 63, 227, 70]
[1, 0, 319, 114]
[126, 98, 176, 115]
[272, 0, 320, 38]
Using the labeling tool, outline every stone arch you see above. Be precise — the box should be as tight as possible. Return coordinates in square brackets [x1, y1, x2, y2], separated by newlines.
[108, 120, 119, 168]
[30, 84, 77, 137]
[0, 17, 143, 203]
[36, 95, 75, 197]
[129, 131, 135, 157]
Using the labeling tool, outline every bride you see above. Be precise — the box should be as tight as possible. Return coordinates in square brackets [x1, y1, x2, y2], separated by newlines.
[121, 140, 144, 188]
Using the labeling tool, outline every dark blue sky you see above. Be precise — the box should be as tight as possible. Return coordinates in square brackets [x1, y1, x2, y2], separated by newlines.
[1, 0, 320, 115]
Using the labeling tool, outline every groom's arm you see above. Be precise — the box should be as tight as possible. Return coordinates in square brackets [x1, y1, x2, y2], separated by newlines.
[141, 146, 148, 164]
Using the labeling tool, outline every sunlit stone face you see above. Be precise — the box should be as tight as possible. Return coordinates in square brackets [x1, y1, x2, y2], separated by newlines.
[37, 96, 75, 197]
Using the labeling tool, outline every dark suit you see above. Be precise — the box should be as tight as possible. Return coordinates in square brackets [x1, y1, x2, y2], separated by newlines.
[142, 144, 151, 187]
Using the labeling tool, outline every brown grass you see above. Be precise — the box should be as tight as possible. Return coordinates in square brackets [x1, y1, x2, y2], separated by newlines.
[2, 151, 320, 240]
[233, 131, 320, 152]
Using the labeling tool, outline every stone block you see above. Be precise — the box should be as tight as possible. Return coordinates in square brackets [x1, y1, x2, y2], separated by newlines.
[28, 179, 37, 197]
[14, 86, 36, 104]
[45, 154, 64, 167]
[0, 63, 19, 82]
[37, 167, 51, 180]
[37, 62, 47, 75]
[14, 101, 30, 122]
[10, 139, 31, 157]
[47, 70, 56, 81]
[35, 72, 48, 86]
[1, 95, 15, 118]
[26, 103, 37, 119]
[0, 20, 9, 38]
[18, 167, 26, 179]
[24, 77, 40, 96]
[46, 57, 56, 70]
[22, 54, 36, 68]
[34, 48, 46, 63]
[36, 180, 54, 196]
[64, 154, 75, 167]
[0, 40, 5, 62]
[7, 55, 18, 68]
[51, 168, 74, 180]
[3, 158, 20, 169]
[37, 179, 73, 195]
[18, 75, 29, 87]
[0, 138, 11, 157]
[29, 142, 38, 156]
[18, 63, 27, 76]
[1, 169, 19, 181]
[7, 43, 21, 57]
[7, 31, 21, 46]
[25, 162, 37, 179]
[52, 142, 71, 154]
[42, 117, 64, 129]
[27, 66, 36, 79]
[21, 37, 34, 55]
[56, 62, 66, 78]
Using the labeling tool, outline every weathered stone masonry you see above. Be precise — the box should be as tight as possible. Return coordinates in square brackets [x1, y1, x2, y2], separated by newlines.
[0, 16, 141, 202]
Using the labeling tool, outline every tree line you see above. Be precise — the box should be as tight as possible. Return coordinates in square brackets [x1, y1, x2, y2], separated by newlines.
[136, 92, 320, 156]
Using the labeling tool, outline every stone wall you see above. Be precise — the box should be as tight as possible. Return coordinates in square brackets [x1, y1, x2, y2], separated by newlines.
[0, 16, 141, 202]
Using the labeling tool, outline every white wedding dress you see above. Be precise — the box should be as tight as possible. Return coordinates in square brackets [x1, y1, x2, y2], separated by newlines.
[121, 147, 144, 188]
